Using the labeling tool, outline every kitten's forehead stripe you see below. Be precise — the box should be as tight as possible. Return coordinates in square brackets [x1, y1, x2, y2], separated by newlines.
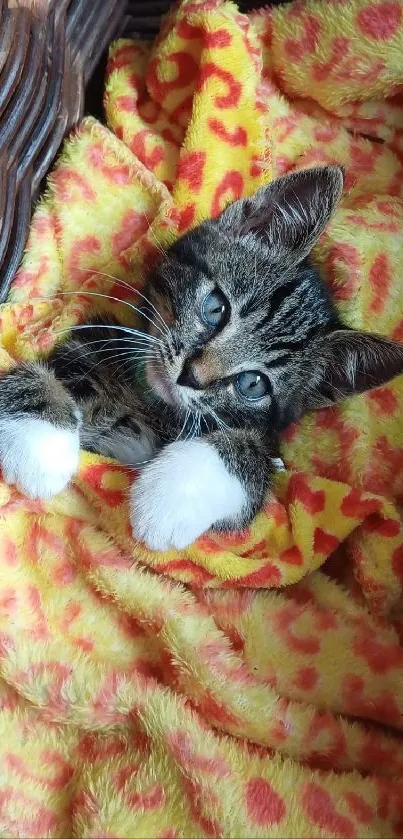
[252, 277, 300, 330]
[263, 353, 293, 369]
[172, 240, 212, 278]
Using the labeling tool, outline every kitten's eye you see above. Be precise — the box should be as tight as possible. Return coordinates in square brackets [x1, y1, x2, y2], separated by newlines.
[201, 289, 228, 327]
[236, 371, 270, 401]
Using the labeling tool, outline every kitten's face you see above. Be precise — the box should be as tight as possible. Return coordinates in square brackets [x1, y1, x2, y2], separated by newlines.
[143, 167, 403, 429]
[145, 224, 333, 430]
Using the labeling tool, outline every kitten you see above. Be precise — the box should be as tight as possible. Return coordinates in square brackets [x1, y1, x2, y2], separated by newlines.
[1, 166, 403, 550]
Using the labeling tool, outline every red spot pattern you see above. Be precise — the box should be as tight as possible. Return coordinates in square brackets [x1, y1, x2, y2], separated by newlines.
[81, 463, 128, 508]
[52, 168, 95, 202]
[14, 256, 49, 289]
[341, 488, 381, 519]
[343, 674, 402, 726]
[357, 1, 402, 39]
[198, 62, 242, 108]
[369, 252, 392, 314]
[280, 546, 303, 565]
[178, 151, 206, 192]
[305, 712, 347, 766]
[169, 730, 231, 777]
[273, 603, 320, 654]
[67, 235, 101, 284]
[108, 43, 143, 74]
[225, 561, 281, 588]
[288, 475, 326, 515]
[302, 783, 355, 837]
[115, 94, 137, 113]
[111, 209, 149, 260]
[326, 242, 360, 301]
[364, 513, 400, 537]
[211, 170, 244, 216]
[130, 129, 165, 173]
[344, 792, 374, 825]
[353, 634, 403, 674]
[285, 15, 321, 61]
[294, 666, 319, 690]
[367, 386, 398, 416]
[177, 203, 196, 232]
[312, 36, 350, 82]
[392, 544, 403, 581]
[126, 783, 165, 812]
[208, 118, 247, 146]
[246, 778, 286, 826]
[87, 144, 134, 186]
[148, 52, 200, 101]
[314, 528, 339, 556]
[177, 20, 232, 48]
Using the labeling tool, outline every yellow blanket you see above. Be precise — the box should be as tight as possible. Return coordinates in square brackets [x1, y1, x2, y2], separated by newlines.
[1, 0, 403, 835]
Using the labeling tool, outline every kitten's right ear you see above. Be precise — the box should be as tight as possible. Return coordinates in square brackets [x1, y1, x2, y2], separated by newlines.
[310, 329, 403, 408]
[217, 166, 344, 264]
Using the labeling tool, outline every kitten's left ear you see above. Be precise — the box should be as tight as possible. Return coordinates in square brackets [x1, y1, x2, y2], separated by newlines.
[218, 166, 344, 263]
[310, 329, 403, 408]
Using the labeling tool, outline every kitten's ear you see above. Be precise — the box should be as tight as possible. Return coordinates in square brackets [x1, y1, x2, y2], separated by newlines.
[218, 166, 344, 263]
[311, 329, 403, 408]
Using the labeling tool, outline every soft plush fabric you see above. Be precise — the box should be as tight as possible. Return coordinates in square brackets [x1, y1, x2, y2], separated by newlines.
[0, 0, 403, 835]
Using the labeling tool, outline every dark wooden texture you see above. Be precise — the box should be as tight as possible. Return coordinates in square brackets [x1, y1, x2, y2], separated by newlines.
[0, 0, 126, 300]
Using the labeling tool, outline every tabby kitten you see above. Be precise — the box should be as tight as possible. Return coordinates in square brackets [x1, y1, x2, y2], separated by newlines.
[1, 166, 403, 550]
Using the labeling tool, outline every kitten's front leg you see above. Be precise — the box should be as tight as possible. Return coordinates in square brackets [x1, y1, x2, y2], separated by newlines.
[131, 430, 278, 550]
[0, 363, 81, 498]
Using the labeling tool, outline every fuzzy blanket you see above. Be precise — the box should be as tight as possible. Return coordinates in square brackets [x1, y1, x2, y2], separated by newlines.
[1, 0, 403, 835]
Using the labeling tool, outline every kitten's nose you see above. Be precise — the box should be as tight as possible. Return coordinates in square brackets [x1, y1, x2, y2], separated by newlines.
[177, 360, 200, 389]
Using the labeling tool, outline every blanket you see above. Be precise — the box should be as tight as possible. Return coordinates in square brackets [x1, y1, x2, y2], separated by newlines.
[1, 0, 403, 835]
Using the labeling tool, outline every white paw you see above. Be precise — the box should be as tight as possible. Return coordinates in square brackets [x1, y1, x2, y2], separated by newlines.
[130, 439, 246, 551]
[0, 417, 80, 499]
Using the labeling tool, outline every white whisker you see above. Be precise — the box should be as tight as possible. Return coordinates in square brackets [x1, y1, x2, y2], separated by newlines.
[55, 289, 166, 340]
[54, 324, 159, 343]
[80, 271, 171, 339]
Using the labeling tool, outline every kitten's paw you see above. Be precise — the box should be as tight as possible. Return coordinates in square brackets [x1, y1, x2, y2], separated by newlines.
[0, 417, 80, 499]
[130, 439, 246, 551]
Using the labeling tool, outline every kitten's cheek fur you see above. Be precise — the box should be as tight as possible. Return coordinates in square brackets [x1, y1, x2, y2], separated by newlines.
[130, 439, 246, 551]
[0, 417, 80, 499]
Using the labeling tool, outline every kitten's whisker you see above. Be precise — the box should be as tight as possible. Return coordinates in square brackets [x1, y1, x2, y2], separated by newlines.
[193, 411, 202, 440]
[142, 212, 172, 263]
[28, 290, 163, 343]
[74, 349, 156, 381]
[53, 339, 158, 367]
[174, 408, 191, 442]
[106, 277, 170, 339]
[205, 405, 231, 432]
[55, 324, 159, 344]
[201, 415, 211, 434]
[53, 289, 166, 341]
[184, 412, 197, 441]
[77, 270, 170, 339]
[65, 344, 159, 361]
[58, 336, 156, 352]
[204, 405, 234, 459]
